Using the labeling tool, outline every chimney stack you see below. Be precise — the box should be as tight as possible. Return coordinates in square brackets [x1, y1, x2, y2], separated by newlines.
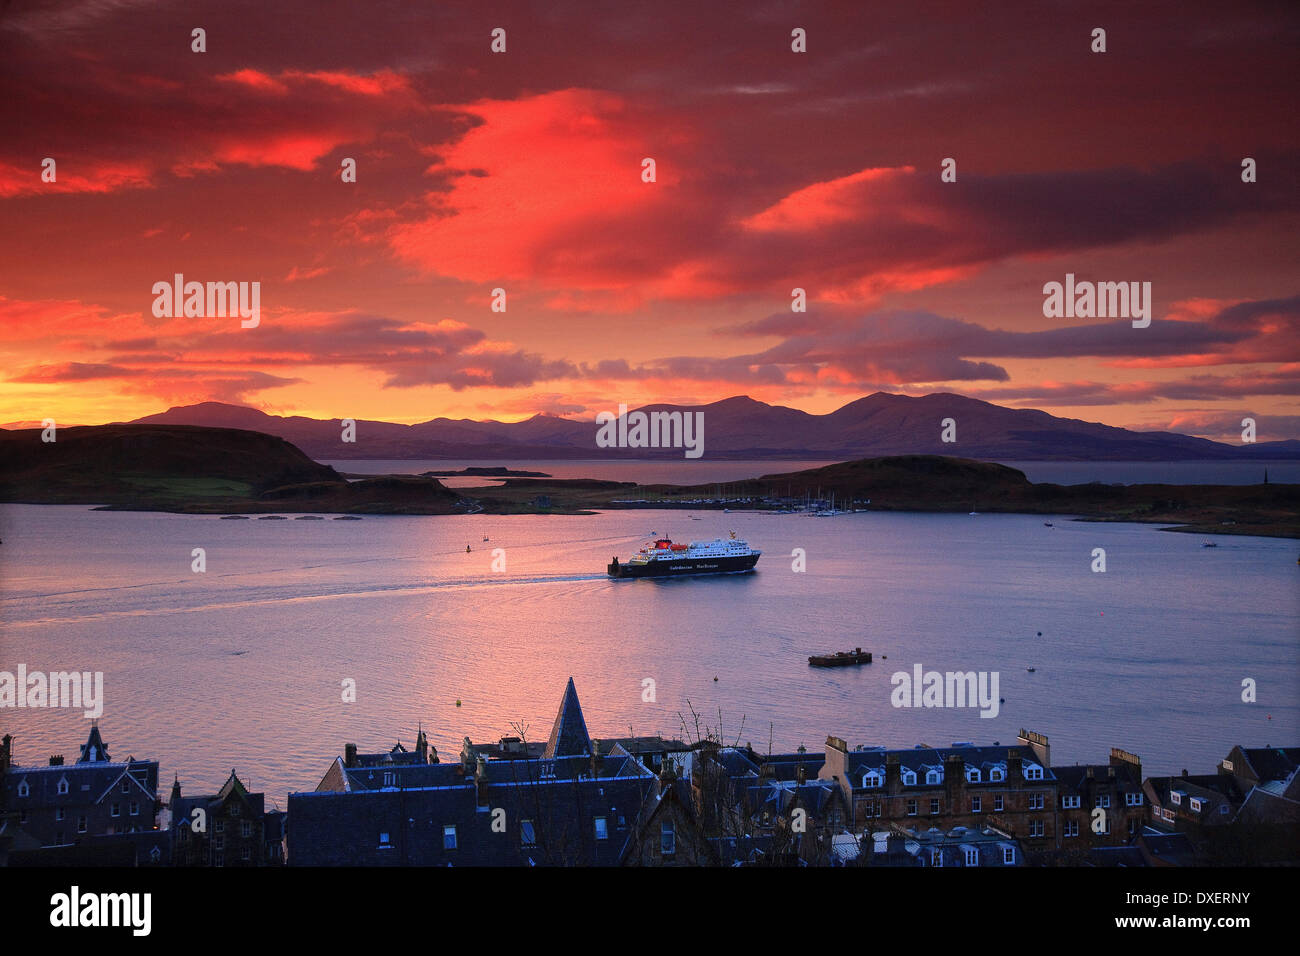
[344, 743, 357, 768]
[824, 736, 849, 783]
[1109, 748, 1141, 781]
[886, 753, 901, 788]
[945, 753, 965, 790]
[1006, 750, 1022, 781]
[475, 754, 489, 806]
[1016, 729, 1050, 767]
[590, 739, 600, 778]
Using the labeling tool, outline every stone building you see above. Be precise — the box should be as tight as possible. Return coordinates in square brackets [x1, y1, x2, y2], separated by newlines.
[819, 729, 1058, 858]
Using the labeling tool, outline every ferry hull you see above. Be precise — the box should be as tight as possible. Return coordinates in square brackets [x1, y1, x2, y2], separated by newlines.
[607, 553, 759, 578]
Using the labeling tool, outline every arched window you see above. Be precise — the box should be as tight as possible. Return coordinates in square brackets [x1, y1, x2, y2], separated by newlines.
[57, 778, 69, 795]
[17, 779, 29, 798]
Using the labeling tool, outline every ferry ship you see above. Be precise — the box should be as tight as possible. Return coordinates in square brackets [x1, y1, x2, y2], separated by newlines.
[608, 532, 760, 578]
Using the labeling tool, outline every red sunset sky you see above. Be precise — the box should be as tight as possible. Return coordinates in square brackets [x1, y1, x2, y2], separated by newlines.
[1, 0, 1297, 441]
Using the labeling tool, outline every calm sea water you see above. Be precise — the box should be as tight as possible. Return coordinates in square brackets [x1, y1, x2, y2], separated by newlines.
[321, 458, 1300, 487]
[1, 504, 1296, 805]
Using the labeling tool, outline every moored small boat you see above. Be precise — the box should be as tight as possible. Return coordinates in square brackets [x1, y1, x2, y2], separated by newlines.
[808, 647, 872, 667]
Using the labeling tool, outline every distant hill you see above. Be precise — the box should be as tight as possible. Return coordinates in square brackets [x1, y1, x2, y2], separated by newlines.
[0, 424, 341, 507]
[0, 424, 460, 514]
[126, 394, 1300, 461]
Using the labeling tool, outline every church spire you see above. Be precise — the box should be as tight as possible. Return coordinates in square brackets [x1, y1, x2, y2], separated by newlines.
[543, 677, 591, 759]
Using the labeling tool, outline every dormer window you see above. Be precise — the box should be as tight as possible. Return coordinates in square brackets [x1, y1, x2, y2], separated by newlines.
[57, 777, 69, 795]
[1189, 798, 1202, 812]
[964, 847, 979, 866]
[1170, 791, 1182, 805]
[990, 768, 1005, 782]
[926, 769, 943, 785]
[966, 768, 981, 783]
[902, 770, 917, 786]
[1024, 764, 1043, 781]
[861, 771, 882, 789]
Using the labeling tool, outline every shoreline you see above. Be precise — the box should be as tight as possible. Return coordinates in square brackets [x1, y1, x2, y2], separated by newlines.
[2, 500, 1296, 540]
